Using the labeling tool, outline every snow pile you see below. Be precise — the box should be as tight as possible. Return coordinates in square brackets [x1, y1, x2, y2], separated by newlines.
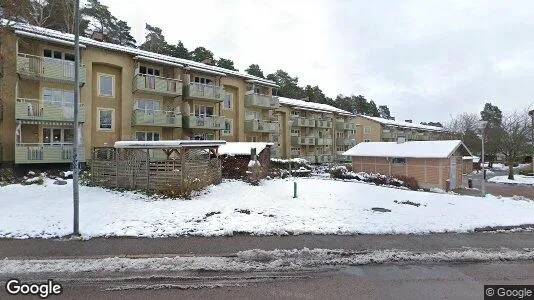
[343, 140, 466, 158]
[488, 175, 534, 186]
[271, 158, 309, 164]
[2, 248, 534, 276]
[219, 142, 273, 156]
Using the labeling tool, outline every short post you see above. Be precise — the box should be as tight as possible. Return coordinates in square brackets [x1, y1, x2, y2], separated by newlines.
[293, 181, 297, 198]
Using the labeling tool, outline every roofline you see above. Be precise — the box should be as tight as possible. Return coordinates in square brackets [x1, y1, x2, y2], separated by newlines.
[356, 114, 446, 132]
[10, 21, 278, 86]
[445, 140, 473, 158]
[278, 98, 354, 116]
[114, 140, 226, 149]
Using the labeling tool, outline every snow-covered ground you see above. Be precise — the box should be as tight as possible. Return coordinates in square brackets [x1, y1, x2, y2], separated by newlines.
[488, 175, 534, 185]
[484, 163, 531, 171]
[1, 178, 534, 239]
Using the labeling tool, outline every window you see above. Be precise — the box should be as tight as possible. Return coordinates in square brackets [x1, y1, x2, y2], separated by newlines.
[43, 49, 74, 61]
[291, 129, 300, 136]
[336, 132, 344, 139]
[246, 110, 260, 121]
[139, 65, 161, 76]
[194, 133, 214, 140]
[291, 111, 300, 117]
[392, 157, 407, 164]
[223, 93, 233, 110]
[223, 119, 233, 136]
[195, 105, 214, 117]
[98, 73, 115, 97]
[42, 128, 73, 144]
[364, 127, 371, 134]
[194, 76, 213, 85]
[135, 99, 161, 112]
[98, 108, 114, 130]
[135, 131, 160, 141]
[43, 88, 74, 106]
[64, 53, 75, 61]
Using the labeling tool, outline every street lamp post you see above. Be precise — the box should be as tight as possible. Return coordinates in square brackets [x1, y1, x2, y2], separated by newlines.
[72, 0, 81, 236]
[479, 120, 488, 197]
[529, 110, 534, 175]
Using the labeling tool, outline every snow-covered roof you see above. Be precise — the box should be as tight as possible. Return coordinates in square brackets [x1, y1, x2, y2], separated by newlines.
[343, 140, 472, 158]
[218, 142, 273, 156]
[463, 156, 480, 163]
[9, 21, 278, 88]
[356, 115, 445, 132]
[114, 140, 226, 149]
[278, 97, 353, 116]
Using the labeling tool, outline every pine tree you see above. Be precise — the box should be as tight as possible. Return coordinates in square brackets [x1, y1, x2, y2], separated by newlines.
[266, 70, 304, 99]
[81, 0, 135, 46]
[366, 100, 380, 117]
[139, 23, 168, 54]
[216, 58, 237, 71]
[245, 64, 265, 78]
[190, 46, 214, 62]
[378, 105, 392, 119]
[481, 102, 504, 167]
[107, 20, 136, 47]
[167, 41, 191, 60]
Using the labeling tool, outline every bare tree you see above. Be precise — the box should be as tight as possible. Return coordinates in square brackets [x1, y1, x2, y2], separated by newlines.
[500, 110, 533, 180]
[27, 0, 50, 27]
[445, 113, 481, 154]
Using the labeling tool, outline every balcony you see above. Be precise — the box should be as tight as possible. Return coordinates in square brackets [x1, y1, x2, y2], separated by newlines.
[244, 93, 280, 109]
[244, 120, 279, 133]
[133, 74, 183, 97]
[336, 153, 351, 162]
[336, 121, 357, 131]
[291, 136, 316, 146]
[291, 117, 316, 127]
[316, 154, 334, 164]
[335, 138, 357, 146]
[132, 109, 182, 127]
[184, 82, 226, 102]
[316, 137, 333, 146]
[17, 53, 86, 84]
[316, 119, 332, 129]
[16, 99, 85, 122]
[381, 132, 395, 139]
[183, 114, 225, 130]
[15, 144, 85, 164]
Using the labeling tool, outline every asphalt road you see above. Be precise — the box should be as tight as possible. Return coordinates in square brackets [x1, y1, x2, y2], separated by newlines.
[3, 231, 534, 259]
[3, 261, 533, 299]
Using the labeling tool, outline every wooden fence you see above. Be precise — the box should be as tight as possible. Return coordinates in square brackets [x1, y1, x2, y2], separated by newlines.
[90, 147, 221, 194]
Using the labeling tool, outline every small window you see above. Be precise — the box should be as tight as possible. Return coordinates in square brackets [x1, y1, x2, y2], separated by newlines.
[223, 93, 232, 110]
[139, 66, 147, 74]
[53, 51, 62, 59]
[135, 131, 160, 141]
[223, 119, 233, 136]
[364, 139, 370, 142]
[98, 108, 114, 130]
[392, 157, 407, 164]
[43, 49, 52, 58]
[364, 127, 371, 134]
[64, 53, 75, 61]
[98, 74, 115, 97]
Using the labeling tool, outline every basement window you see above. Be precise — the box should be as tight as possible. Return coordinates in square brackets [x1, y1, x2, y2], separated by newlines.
[392, 157, 407, 164]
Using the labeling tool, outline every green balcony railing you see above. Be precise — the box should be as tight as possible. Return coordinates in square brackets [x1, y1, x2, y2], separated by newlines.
[316, 154, 334, 164]
[15, 143, 85, 164]
[291, 117, 316, 127]
[316, 119, 332, 129]
[184, 82, 226, 102]
[316, 137, 333, 145]
[244, 93, 280, 109]
[335, 138, 357, 146]
[133, 74, 183, 97]
[17, 53, 86, 84]
[183, 114, 225, 130]
[244, 120, 279, 133]
[132, 109, 182, 127]
[335, 121, 357, 131]
[16, 99, 85, 122]
[291, 136, 316, 146]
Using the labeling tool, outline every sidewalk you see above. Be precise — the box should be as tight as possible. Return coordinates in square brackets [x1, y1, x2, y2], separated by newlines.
[2, 232, 534, 259]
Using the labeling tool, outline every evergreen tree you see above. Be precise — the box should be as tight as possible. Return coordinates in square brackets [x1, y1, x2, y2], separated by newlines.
[140, 23, 168, 54]
[81, 0, 135, 46]
[107, 20, 136, 47]
[366, 100, 380, 117]
[245, 64, 265, 78]
[303, 85, 327, 103]
[378, 105, 392, 119]
[216, 58, 237, 71]
[266, 70, 304, 99]
[190, 46, 214, 62]
[481, 102, 504, 167]
[167, 40, 191, 60]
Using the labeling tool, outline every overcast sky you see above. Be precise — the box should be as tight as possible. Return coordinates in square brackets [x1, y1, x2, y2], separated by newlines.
[101, 0, 534, 123]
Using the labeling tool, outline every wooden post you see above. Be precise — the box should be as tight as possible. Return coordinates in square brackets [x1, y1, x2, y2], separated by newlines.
[146, 148, 150, 190]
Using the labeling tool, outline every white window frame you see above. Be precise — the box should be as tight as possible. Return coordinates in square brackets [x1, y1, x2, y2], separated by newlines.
[42, 88, 74, 107]
[135, 131, 161, 141]
[195, 105, 214, 117]
[223, 92, 233, 110]
[41, 127, 74, 145]
[97, 73, 115, 98]
[363, 126, 371, 134]
[97, 107, 115, 131]
[222, 119, 233, 136]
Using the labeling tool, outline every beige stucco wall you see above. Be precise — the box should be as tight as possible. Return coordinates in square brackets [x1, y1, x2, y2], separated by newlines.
[354, 116, 382, 142]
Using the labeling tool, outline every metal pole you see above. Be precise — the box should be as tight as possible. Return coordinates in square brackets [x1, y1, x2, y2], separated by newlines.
[481, 127, 486, 197]
[293, 181, 297, 198]
[72, 0, 80, 236]
[530, 110, 534, 175]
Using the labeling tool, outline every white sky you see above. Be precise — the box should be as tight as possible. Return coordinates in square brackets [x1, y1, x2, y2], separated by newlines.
[101, 0, 534, 123]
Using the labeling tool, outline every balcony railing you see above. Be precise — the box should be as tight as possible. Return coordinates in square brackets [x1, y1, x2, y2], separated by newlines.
[132, 109, 182, 127]
[184, 82, 226, 102]
[291, 136, 316, 146]
[336, 121, 357, 131]
[16, 98, 85, 122]
[316, 154, 334, 164]
[335, 138, 357, 146]
[315, 119, 332, 129]
[244, 120, 279, 133]
[15, 143, 85, 164]
[291, 117, 316, 127]
[316, 137, 333, 145]
[183, 114, 225, 130]
[336, 153, 351, 162]
[133, 74, 183, 97]
[244, 93, 280, 109]
[17, 53, 86, 84]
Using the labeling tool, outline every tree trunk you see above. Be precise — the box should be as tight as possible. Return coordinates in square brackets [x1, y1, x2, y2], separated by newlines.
[508, 160, 515, 180]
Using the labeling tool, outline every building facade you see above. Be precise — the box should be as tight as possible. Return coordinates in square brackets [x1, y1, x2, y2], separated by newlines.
[355, 115, 445, 143]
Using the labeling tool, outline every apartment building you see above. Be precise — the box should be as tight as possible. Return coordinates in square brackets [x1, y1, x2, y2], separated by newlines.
[355, 115, 445, 143]
[276, 97, 357, 163]
[0, 23, 279, 166]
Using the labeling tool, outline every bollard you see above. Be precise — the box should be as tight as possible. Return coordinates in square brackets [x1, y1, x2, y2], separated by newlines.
[468, 178, 473, 189]
[293, 181, 297, 198]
